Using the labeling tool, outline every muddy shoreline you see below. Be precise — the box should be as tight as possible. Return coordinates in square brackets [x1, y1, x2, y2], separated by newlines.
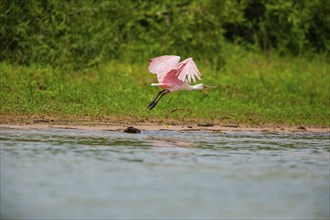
[1, 122, 329, 133]
[1, 124, 329, 133]
[0, 114, 329, 133]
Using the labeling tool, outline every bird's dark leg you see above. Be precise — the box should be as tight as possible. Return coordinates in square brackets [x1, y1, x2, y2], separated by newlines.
[147, 90, 166, 108]
[147, 90, 170, 110]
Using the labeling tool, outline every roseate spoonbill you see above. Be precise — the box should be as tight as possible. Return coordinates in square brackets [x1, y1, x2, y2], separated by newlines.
[147, 55, 213, 110]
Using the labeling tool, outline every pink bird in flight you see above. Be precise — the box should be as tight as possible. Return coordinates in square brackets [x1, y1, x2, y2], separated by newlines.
[147, 55, 213, 110]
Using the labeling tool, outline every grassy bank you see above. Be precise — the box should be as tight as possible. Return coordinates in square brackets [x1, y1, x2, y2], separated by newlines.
[0, 44, 329, 126]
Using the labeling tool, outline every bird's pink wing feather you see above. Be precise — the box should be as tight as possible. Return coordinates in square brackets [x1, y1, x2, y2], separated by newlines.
[162, 69, 184, 86]
[176, 58, 202, 84]
[148, 55, 181, 81]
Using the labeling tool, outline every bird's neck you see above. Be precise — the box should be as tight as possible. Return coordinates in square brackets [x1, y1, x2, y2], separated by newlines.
[188, 84, 204, 90]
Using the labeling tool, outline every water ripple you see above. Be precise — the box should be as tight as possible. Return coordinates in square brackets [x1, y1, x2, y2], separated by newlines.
[1, 128, 329, 219]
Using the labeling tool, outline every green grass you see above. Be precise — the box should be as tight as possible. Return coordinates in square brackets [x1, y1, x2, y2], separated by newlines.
[1, 44, 329, 126]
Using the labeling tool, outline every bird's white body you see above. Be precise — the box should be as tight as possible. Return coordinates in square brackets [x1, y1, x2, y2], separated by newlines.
[151, 82, 205, 92]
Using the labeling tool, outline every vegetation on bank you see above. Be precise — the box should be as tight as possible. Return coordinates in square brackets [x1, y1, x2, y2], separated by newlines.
[1, 43, 329, 126]
[0, 0, 329, 126]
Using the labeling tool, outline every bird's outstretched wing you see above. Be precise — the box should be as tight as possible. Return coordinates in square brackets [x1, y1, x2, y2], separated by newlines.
[148, 55, 181, 81]
[176, 58, 202, 84]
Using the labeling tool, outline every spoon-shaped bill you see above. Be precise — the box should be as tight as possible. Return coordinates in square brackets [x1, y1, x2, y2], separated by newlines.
[204, 85, 216, 89]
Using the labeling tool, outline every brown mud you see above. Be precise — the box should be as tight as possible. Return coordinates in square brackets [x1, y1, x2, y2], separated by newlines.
[1, 114, 329, 133]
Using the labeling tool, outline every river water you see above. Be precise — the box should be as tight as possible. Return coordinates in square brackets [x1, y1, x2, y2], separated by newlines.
[1, 128, 329, 219]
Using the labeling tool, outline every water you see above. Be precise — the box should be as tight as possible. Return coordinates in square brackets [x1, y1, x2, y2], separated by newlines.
[1, 128, 329, 219]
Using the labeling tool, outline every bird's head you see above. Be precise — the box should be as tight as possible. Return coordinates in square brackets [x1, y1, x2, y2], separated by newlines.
[192, 84, 216, 90]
